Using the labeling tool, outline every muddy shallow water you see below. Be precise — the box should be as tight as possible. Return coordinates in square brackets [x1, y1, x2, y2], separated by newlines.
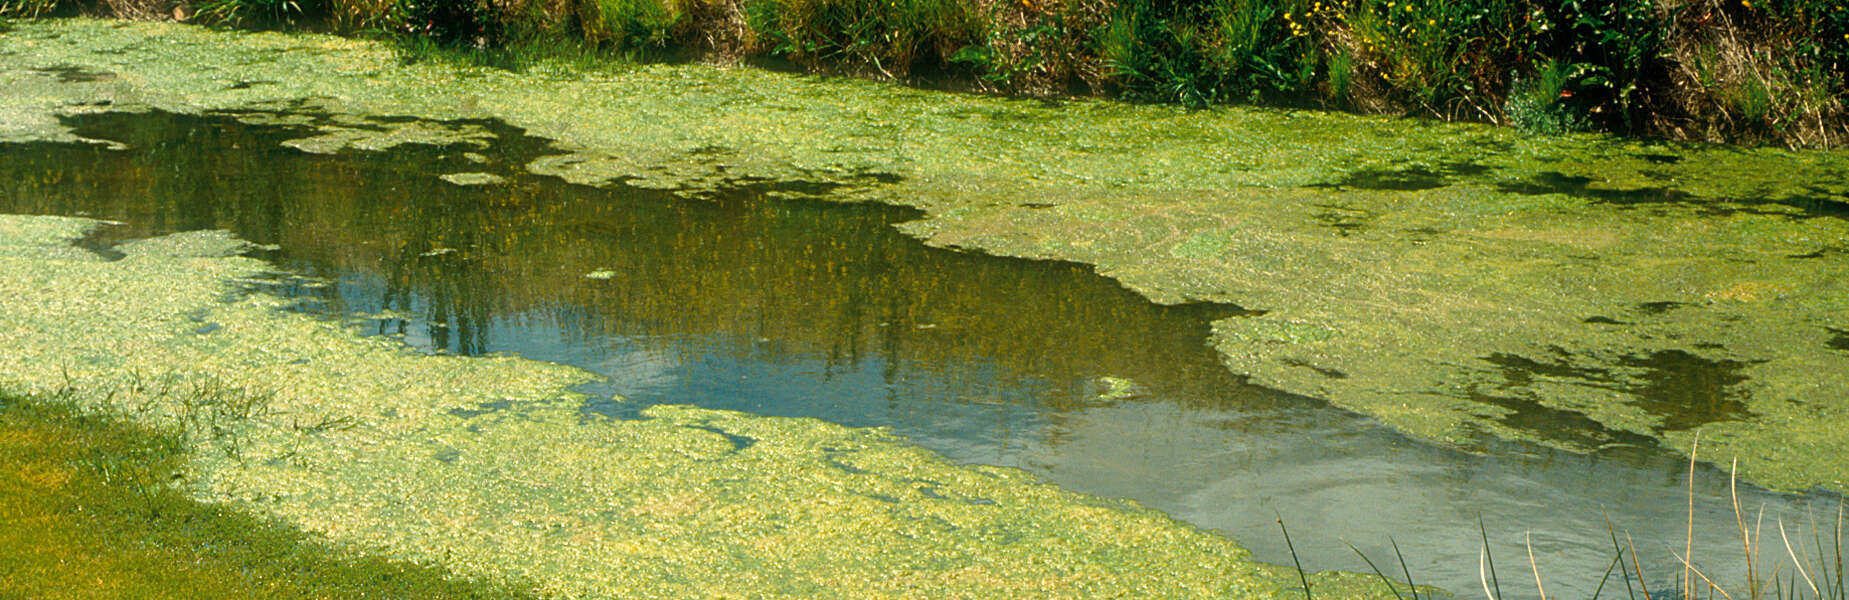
[2, 109, 1839, 597]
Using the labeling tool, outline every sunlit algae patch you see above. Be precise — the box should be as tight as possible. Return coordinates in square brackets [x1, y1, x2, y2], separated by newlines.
[3, 19, 1849, 494]
[0, 214, 1357, 598]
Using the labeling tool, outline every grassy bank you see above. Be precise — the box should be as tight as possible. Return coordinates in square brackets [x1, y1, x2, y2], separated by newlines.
[4, 0, 1846, 146]
[0, 390, 539, 600]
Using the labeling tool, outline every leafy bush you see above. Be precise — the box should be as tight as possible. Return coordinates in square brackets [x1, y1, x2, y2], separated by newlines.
[1530, 0, 1670, 133]
[1761, 0, 1849, 80]
[386, 0, 504, 46]
[1505, 58, 1590, 133]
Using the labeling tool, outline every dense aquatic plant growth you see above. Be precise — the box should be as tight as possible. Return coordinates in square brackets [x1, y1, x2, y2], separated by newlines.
[0, 213, 1402, 599]
[0, 391, 545, 600]
[3, 0, 1843, 144]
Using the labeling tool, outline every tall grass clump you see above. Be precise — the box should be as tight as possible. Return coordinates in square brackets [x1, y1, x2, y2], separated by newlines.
[1099, 0, 1316, 108]
[1530, 0, 1670, 134]
[0, 0, 61, 18]
[1476, 448, 1846, 600]
[384, 0, 503, 46]
[575, 0, 686, 55]
[192, 0, 304, 27]
[744, 0, 981, 77]
[948, 0, 1111, 96]
[1660, 0, 1849, 146]
[1322, 0, 1530, 120]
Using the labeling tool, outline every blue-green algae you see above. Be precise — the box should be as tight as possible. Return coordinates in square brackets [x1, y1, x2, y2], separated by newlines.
[3, 17, 1848, 496]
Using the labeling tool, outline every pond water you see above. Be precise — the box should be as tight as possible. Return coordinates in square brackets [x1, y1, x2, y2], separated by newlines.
[2, 109, 1839, 597]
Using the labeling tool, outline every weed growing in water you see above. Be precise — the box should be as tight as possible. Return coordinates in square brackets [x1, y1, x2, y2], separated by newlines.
[1477, 445, 1846, 600]
[1284, 438, 1847, 600]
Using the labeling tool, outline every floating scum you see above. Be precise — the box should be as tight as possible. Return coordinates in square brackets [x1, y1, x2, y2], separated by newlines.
[2, 15, 1849, 516]
[0, 214, 1387, 597]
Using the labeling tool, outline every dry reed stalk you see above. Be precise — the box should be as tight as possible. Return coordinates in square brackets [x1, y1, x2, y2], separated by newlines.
[1527, 531, 1548, 600]
[1782, 519, 1822, 597]
[1689, 433, 1700, 600]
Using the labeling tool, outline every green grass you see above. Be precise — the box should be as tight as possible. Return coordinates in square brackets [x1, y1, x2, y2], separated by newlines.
[0, 390, 541, 600]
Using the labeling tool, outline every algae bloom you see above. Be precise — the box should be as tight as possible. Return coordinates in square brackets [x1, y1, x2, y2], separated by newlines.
[0, 213, 1376, 598]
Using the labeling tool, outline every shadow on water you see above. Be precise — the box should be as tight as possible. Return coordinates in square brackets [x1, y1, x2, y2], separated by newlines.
[0, 110, 1837, 598]
[1308, 161, 1489, 192]
[1497, 171, 1849, 219]
[1483, 348, 1753, 437]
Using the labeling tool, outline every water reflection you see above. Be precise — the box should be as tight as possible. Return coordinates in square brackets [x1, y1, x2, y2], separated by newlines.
[0, 110, 1837, 598]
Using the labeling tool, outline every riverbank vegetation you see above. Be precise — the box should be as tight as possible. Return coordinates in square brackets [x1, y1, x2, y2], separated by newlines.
[0, 390, 539, 600]
[4, 0, 1846, 146]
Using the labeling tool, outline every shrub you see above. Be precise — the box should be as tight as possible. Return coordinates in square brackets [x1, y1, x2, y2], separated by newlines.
[385, 0, 504, 46]
[950, 0, 1111, 96]
[1328, 0, 1530, 119]
[1531, 0, 1671, 133]
[1506, 58, 1591, 133]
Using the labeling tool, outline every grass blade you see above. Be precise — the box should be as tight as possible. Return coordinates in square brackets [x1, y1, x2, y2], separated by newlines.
[1732, 459, 1760, 600]
[1481, 545, 1498, 600]
[1605, 508, 1639, 600]
[1834, 502, 1842, 600]
[1392, 537, 1421, 600]
[1592, 547, 1625, 600]
[1343, 540, 1404, 600]
[1481, 514, 1503, 600]
[1277, 510, 1313, 600]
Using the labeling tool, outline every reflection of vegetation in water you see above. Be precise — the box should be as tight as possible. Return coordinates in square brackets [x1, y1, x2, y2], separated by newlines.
[0, 214, 1392, 598]
[0, 110, 1269, 416]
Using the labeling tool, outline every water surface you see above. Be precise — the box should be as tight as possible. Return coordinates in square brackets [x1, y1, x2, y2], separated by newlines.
[1, 110, 1837, 597]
